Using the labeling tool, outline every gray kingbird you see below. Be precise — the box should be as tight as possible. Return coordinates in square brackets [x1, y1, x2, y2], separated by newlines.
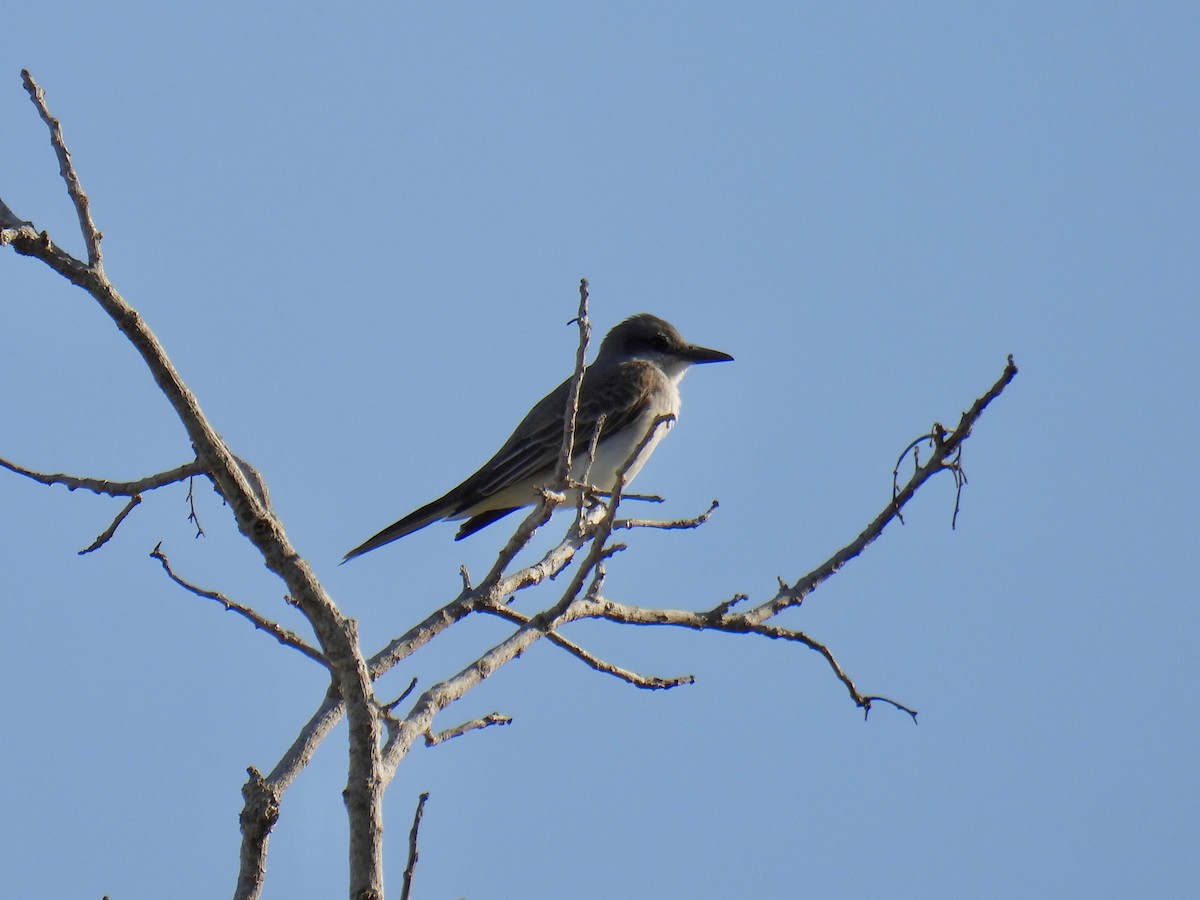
[344, 313, 732, 560]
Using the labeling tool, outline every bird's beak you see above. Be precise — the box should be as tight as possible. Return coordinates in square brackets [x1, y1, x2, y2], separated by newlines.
[683, 343, 734, 364]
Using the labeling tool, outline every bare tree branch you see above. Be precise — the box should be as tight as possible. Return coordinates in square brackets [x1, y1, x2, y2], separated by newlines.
[6, 71, 384, 899]
[4, 71, 1021, 900]
[399, 793, 429, 900]
[0, 457, 209, 551]
[583, 489, 664, 504]
[378, 416, 677, 785]
[537, 414, 675, 627]
[706, 593, 750, 617]
[79, 495, 141, 554]
[615, 499, 719, 531]
[382, 677, 420, 711]
[488, 503, 610, 600]
[575, 595, 907, 717]
[0, 456, 205, 496]
[150, 544, 327, 666]
[555, 278, 592, 483]
[474, 282, 596, 592]
[237, 354, 1019, 883]
[254, 502, 613, 821]
[379, 621, 563, 783]
[237, 768, 280, 900]
[424, 713, 512, 746]
[21, 69, 104, 270]
[479, 601, 695, 689]
[264, 684, 343, 788]
[185, 476, 206, 538]
[746, 355, 1019, 624]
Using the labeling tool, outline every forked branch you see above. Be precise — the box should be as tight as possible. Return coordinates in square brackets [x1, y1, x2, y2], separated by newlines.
[747, 356, 1019, 623]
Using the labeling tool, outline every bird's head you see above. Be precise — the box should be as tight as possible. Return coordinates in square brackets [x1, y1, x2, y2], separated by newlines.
[595, 313, 734, 375]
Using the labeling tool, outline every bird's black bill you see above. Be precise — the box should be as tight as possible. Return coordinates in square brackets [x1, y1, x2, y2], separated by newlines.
[683, 344, 734, 364]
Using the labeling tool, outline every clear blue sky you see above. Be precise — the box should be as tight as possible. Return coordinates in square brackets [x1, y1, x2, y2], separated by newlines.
[3, 4, 1196, 898]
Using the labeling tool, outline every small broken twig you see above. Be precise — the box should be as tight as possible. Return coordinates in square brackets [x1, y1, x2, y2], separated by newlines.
[399, 792, 430, 900]
[615, 499, 719, 531]
[424, 712, 512, 747]
[79, 495, 142, 554]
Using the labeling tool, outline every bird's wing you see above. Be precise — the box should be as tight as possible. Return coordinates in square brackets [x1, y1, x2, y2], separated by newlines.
[342, 360, 660, 561]
[466, 359, 660, 502]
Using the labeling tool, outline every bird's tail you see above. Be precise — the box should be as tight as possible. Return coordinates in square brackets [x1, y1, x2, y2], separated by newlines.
[342, 494, 459, 562]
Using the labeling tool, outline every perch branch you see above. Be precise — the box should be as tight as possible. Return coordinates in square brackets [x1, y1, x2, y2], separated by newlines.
[377, 415, 675, 783]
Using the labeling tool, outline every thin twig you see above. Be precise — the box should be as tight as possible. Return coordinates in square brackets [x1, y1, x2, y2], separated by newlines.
[399, 792, 429, 900]
[79, 495, 141, 554]
[382, 677, 420, 711]
[583, 489, 664, 504]
[555, 278, 592, 483]
[478, 601, 694, 690]
[859, 695, 920, 722]
[150, 543, 326, 666]
[705, 593, 750, 617]
[424, 713, 512, 746]
[615, 499, 719, 531]
[378, 589, 603, 783]
[751, 356, 1019, 623]
[579, 596, 908, 719]
[0, 456, 206, 553]
[477, 283, 594, 591]
[948, 445, 968, 529]
[0, 456, 205, 496]
[488, 503, 610, 600]
[571, 413, 608, 535]
[186, 476, 206, 538]
[531, 413, 676, 633]
[21, 69, 103, 270]
[382, 415, 685, 779]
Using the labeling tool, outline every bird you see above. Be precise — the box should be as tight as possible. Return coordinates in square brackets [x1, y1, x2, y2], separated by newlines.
[343, 313, 733, 561]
